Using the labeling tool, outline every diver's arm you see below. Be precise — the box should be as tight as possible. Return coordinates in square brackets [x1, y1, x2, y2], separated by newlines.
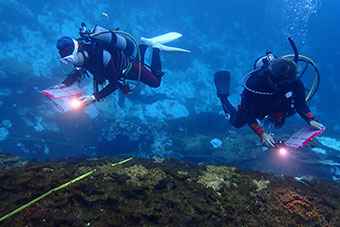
[297, 107, 315, 123]
[93, 57, 119, 101]
[249, 121, 275, 147]
[297, 105, 324, 129]
[294, 81, 324, 129]
[297, 103, 325, 129]
[93, 80, 118, 101]
[61, 67, 83, 86]
[294, 81, 316, 123]
[242, 91, 266, 137]
[249, 123, 265, 137]
[243, 71, 271, 137]
[245, 105, 267, 137]
[244, 95, 275, 147]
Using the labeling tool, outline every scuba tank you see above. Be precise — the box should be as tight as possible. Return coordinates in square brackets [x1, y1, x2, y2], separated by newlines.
[79, 23, 135, 56]
[78, 22, 142, 95]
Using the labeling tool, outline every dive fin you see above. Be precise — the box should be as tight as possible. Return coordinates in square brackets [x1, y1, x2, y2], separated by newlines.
[141, 32, 183, 45]
[214, 71, 230, 97]
[141, 32, 190, 53]
[153, 43, 191, 53]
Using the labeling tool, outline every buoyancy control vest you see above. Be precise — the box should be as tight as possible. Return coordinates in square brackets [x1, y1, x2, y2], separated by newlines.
[90, 25, 135, 57]
[77, 22, 143, 94]
[78, 25, 138, 95]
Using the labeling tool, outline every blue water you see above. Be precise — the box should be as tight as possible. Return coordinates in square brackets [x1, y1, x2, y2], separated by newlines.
[0, 0, 340, 180]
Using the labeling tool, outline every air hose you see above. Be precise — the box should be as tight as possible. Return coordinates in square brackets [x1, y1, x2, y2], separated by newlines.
[282, 54, 320, 102]
[285, 37, 320, 102]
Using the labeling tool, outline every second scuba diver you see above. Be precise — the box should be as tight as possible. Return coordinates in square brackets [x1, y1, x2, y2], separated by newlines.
[55, 23, 190, 107]
[214, 47, 324, 148]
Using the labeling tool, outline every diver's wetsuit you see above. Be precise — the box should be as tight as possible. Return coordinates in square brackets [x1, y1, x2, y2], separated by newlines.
[219, 68, 315, 137]
[62, 41, 163, 101]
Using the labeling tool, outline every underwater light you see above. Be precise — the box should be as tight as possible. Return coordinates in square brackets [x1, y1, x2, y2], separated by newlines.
[278, 147, 287, 156]
[275, 140, 288, 156]
[70, 98, 82, 109]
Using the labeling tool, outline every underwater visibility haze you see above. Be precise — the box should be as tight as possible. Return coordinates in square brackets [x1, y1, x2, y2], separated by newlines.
[1, 0, 340, 180]
[1, 0, 340, 225]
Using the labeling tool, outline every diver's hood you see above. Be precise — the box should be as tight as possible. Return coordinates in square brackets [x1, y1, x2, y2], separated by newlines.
[268, 70, 298, 90]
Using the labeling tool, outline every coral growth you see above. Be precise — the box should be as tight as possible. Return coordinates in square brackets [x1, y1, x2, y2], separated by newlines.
[116, 164, 166, 188]
[197, 165, 237, 191]
[0, 156, 340, 226]
[252, 178, 270, 192]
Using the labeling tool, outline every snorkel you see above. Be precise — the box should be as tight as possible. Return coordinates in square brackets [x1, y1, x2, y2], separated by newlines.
[288, 37, 299, 63]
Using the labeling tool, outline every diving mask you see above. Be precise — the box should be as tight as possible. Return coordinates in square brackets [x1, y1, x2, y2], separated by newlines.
[60, 39, 79, 65]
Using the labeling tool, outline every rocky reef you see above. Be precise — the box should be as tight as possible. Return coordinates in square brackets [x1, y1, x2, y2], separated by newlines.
[0, 153, 27, 170]
[0, 155, 339, 226]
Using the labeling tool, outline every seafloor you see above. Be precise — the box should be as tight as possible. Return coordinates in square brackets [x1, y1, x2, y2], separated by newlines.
[0, 154, 340, 226]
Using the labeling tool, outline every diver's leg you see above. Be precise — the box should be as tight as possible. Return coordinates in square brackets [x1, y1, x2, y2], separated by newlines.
[219, 95, 247, 128]
[151, 48, 164, 81]
[138, 44, 148, 65]
[230, 109, 247, 128]
[128, 47, 163, 87]
[219, 95, 236, 120]
[214, 71, 246, 128]
[128, 62, 161, 87]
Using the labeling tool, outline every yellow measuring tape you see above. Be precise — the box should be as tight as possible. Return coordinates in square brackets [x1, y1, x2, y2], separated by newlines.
[0, 157, 133, 223]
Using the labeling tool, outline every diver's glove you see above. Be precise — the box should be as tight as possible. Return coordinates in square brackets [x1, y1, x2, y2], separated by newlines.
[53, 83, 67, 89]
[309, 120, 324, 130]
[261, 133, 275, 148]
[79, 95, 96, 106]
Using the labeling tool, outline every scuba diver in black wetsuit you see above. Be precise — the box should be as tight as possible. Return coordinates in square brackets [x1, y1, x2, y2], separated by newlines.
[55, 23, 190, 107]
[214, 39, 324, 148]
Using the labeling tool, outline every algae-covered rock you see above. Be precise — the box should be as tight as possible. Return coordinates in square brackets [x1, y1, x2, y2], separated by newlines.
[252, 178, 270, 192]
[116, 164, 166, 188]
[152, 156, 165, 163]
[1, 157, 340, 226]
[0, 153, 27, 170]
[197, 165, 237, 191]
[177, 170, 189, 176]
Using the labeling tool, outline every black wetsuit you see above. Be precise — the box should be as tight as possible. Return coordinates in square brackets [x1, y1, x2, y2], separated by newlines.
[62, 41, 163, 101]
[219, 68, 315, 136]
